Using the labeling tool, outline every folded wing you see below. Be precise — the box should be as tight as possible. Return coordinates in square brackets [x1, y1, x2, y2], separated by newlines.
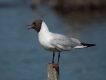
[50, 34, 81, 51]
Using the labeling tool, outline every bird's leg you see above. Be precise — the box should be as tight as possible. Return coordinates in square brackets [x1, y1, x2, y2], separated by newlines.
[57, 52, 60, 65]
[52, 52, 55, 63]
[53, 52, 60, 68]
[52, 52, 57, 68]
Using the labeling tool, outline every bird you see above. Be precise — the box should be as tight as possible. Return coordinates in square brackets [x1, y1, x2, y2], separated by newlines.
[27, 19, 95, 68]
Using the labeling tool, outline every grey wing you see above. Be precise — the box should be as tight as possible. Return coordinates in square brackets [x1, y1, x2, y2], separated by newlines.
[71, 38, 81, 45]
[50, 33, 83, 51]
[50, 39, 72, 51]
[50, 34, 73, 51]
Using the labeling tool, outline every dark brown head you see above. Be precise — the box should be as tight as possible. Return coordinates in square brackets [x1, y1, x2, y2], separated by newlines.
[27, 19, 42, 32]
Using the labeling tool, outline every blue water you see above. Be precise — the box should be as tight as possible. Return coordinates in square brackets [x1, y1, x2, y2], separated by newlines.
[0, 1, 106, 80]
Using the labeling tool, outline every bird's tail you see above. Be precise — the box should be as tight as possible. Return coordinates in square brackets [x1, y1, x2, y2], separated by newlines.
[74, 43, 96, 48]
[81, 43, 96, 47]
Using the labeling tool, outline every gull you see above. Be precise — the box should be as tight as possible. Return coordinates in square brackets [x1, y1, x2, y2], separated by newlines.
[27, 19, 95, 68]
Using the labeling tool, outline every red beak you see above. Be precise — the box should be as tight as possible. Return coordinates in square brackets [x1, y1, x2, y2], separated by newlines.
[26, 24, 32, 26]
[26, 24, 32, 30]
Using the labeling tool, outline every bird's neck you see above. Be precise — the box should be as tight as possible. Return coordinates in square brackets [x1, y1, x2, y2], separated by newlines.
[38, 21, 50, 35]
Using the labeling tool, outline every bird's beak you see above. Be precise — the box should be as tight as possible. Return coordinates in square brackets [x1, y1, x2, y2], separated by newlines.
[26, 24, 33, 30]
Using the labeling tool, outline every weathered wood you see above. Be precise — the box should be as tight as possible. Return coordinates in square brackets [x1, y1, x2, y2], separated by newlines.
[47, 63, 60, 80]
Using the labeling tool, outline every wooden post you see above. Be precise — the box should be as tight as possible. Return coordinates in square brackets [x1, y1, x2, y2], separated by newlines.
[47, 63, 60, 80]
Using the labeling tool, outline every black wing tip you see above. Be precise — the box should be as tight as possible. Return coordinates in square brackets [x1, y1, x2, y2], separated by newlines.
[81, 43, 96, 47]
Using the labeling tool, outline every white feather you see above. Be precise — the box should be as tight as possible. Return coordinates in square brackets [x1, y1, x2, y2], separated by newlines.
[74, 45, 87, 48]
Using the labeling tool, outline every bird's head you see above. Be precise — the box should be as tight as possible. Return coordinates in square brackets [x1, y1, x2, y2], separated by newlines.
[27, 19, 42, 32]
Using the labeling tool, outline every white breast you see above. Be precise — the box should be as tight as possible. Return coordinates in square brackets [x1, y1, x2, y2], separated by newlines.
[38, 21, 59, 52]
[38, 33, 59, 52]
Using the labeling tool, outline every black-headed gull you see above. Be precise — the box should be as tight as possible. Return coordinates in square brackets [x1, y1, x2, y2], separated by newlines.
[27, 19, 95, 68]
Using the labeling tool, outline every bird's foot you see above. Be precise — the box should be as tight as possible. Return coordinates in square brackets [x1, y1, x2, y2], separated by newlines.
[53, 63, 59, 68]
[47, 63, 59, 68]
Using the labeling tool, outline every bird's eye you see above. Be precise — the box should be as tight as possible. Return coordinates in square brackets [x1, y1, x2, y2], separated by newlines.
[33, 22, 36, 25]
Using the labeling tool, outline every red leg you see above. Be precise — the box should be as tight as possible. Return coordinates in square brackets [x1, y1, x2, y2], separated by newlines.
[52, 52, 55, 63]
[58, 52, 60, 64]
[53, 52, 60, 68]
[52, 52, 57, 68]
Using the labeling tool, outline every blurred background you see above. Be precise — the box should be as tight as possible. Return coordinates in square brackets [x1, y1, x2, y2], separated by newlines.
[0, 0, 106, 80]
